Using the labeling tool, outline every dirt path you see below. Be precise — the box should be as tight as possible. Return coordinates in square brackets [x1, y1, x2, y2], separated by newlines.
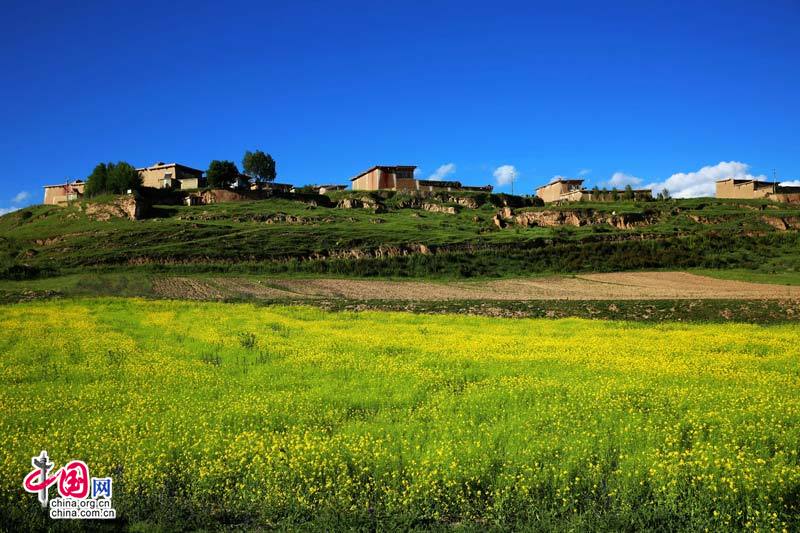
[151, 272, 800, 301]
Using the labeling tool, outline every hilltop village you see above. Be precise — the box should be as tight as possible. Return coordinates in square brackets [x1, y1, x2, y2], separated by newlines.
[42, 160, 800, 207]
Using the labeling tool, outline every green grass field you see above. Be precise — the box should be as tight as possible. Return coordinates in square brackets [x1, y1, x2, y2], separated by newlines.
[692, 268, 800, 286]
[2, 193, 800, 280]
[1, 299, 798, 530]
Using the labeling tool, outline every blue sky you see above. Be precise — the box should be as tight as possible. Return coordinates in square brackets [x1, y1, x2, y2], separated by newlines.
[1, 0, 798, 212]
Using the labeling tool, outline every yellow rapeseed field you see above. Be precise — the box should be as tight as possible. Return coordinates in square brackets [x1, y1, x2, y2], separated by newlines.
[0, 298, 798, 530]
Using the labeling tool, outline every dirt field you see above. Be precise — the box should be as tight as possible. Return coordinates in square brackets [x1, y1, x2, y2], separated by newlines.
[151, 272, 800, 301]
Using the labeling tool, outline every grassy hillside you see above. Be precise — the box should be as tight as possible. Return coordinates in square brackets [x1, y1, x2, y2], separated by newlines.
[1, 191, 799, 280]
[2, 299, 798, 530]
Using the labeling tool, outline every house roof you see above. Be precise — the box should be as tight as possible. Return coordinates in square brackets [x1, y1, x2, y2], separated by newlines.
[716, 178, 777, 186]
[136, 162, 204, 174]
[350, 165, 417, 181]
[42, 179, 85, 189]
[417, 179, 462, 188]
[536, 178, 584, 190]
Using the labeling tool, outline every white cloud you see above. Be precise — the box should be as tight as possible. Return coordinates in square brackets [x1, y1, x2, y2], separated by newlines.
[413, 167, 421, 178]
[780, 180, 800, 187]
[493, 165, 518, 186]
[607, 172, 642, 188]
[0, 206, 20, 216]
[428, 163, 456, 181]
[12, 191, 30, 204]
[578, 168, 591, 176]
[550, 174, 570, 183]
[646, 161, 765, 198]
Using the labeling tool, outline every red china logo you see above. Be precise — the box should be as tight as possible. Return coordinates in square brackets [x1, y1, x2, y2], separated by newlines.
[23, 450, 115, 519]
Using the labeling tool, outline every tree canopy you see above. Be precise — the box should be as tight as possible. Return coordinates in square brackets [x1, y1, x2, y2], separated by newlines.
[624, 184, 634, 200]
[85, 161, 142, 196]
[242, 150, 276, 184]
[206, 160, 240, 188]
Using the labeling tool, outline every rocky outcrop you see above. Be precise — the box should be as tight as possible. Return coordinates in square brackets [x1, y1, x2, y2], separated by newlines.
[337, 196, 386, 213]
[393, 194, 486, 210]
[309, 243, 432, 261]
[450, 196, 481, 208]
[512, 210, 657, 229]
[85, 196, 145, 221]
[606, 212, 657, 229]
[337, 198, 363, 209]
[687, 214, 734, 225]
[515, 211, 585, 227]
[761, 216, 800, 230]
[422, 203, 458, 215]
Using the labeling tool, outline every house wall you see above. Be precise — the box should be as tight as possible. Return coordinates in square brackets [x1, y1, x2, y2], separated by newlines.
[396, 177, 418, 191]
[561, 189, 588, 202]
[43, 183, 85, 205]
[716, 180, 751, 199]
[352, 168, 382, 191]
[352, 168, 417, 191]
[770, 193, 800, 204]
[752, 183, 776, 198]
[179, 178, 201, 190]
[417, 182, 461, 192]
[139, 165, 203, 189]
[536, 182, 569, 203]
[139, 167, 171, 188]
[716, 180, 776, 199]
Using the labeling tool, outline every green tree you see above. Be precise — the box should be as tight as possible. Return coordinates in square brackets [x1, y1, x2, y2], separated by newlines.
[84, 163, 109, 196]
[657, 188, 671, 201]
[85, 161, 141, 196]
[242, 150, 276, 185]
[106, 162, 142, 193]
[611, 188, 619, 201]
[624, 184, 634, 200]
[591, 186, 600, 200]
[206, 160, 240, 188]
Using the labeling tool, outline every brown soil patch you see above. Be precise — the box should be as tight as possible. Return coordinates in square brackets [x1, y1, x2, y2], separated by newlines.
[152, 272, 800, 301]
[151, 277, 227, 300]
[210, 278, 299, 299]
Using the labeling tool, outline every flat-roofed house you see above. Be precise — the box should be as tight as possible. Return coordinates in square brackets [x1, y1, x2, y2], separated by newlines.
[414, 180, 464, 192]
[178, 176, 203, 190]
[316, 184, 348, 194]
[251, 181, 294, 192]
[716, 178, 800, 203]
[536, 179, 587, 203]
[351, 165, 418, 191]
[137, 162, 205, 190]
[349, 165, 493, 193]
[716, 178, 777, 199]
[231, 174, 251, 190]
[42, 180, 85, 205]
[535, 178, 652, 203]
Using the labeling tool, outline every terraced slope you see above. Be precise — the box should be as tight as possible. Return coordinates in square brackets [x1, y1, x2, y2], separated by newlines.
[1, 192, 799, 279]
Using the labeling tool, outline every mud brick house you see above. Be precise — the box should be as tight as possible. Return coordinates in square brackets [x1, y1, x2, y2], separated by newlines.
[716, 178, 777, 199]
[137, 162, 205, 190]
[250, 182, 293, 192]
[536, 179, 587, 203]
[313, 184, 348, 194]
[716, 178, 800, 202]
[42, 180, 85, 205]
[351, 165, 418, 191]
[536, 178, 652, 203]
[350, 165, 493, 193]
